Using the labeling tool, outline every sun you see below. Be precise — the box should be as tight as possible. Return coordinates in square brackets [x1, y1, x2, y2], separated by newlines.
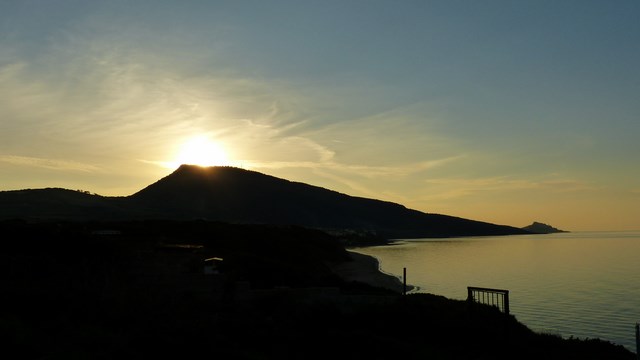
[172, 136, 232, 168]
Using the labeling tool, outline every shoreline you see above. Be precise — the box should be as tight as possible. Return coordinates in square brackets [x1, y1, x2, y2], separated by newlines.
[331, 250, 415, 294]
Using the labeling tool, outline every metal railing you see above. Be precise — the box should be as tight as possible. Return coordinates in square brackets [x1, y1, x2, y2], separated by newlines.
[467, 286, 510, 316]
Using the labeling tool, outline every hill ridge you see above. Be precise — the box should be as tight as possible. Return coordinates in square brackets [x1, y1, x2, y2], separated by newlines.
[0, 165, 529, 239]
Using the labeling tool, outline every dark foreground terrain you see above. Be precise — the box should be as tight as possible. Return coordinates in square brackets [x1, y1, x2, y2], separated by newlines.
[1, 220, 634, 359]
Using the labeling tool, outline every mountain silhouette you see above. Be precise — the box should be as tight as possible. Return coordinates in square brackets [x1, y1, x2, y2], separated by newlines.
[0, 165, 529, 239]
[522, 221, 567, 234]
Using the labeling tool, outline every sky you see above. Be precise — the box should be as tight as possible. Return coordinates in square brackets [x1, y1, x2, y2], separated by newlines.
[1, 0, 639, 231]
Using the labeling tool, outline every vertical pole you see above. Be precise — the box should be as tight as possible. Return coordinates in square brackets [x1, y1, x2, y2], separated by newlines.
[403, 267, 407, 295]
[467, 288, 474, 316]
[636, 323, 640, 360]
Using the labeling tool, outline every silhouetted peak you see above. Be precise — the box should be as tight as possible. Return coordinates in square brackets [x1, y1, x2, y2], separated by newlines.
[522, 221, 567, 234]
[141, 165, 266, 188]
[130, 164, 311, 204]
[174, 164, 243, 173]
[168, 164, 280, 183]
[170, 164, 246, 178]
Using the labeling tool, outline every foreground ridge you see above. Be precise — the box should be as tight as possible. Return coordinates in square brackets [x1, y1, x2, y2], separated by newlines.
[1, 219, 634, 360]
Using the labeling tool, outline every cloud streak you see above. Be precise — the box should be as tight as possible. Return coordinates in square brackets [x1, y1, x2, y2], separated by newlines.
[0, 155, 100, 172]
[421, 176, 597, 201]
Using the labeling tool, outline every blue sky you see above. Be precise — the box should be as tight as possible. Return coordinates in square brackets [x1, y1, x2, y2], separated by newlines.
[1, 1, 639, 230]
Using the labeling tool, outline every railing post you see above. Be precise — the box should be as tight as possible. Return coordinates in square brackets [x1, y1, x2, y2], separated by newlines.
[635, 322, 639, 360]
[504, 290, 510, 316]
[403, 267, 407, 295]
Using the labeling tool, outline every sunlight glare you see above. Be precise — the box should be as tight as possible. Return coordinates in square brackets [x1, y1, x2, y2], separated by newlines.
[172, 136, 231, 168]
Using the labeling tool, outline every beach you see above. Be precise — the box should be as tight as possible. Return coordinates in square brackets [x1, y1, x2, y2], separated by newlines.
[330, 250, 414, 293]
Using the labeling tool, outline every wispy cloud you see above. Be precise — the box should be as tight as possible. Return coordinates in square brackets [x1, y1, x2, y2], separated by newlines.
[0, 33, 305, 170]
[421, 176, 596, 201]
[0, 155, 100, 172]
[247, 152, 462, 178]
[2, 24, 462, 197]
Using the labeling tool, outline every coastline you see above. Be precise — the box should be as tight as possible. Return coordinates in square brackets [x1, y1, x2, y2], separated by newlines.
[331, 250, 415, 293]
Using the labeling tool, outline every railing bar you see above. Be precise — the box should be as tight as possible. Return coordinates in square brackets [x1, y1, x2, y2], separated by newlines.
[468, 286, 509, 293]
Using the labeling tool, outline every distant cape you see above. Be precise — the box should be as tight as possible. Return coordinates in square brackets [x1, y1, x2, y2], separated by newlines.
[0, 165, 531, 239]
[522, 222, 568, 234]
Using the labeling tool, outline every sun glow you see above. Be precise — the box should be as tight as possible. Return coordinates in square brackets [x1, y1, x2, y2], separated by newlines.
[171, 136, 232, 168]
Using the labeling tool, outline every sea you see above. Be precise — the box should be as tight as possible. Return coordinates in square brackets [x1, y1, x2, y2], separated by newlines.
[351, 231, 640, 352]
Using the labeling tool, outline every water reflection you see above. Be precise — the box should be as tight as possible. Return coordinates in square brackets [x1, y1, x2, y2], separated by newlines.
[353, 232, 640, 351]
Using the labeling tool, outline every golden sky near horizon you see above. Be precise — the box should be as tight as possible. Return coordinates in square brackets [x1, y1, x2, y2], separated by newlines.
[1, 1, 639, 231]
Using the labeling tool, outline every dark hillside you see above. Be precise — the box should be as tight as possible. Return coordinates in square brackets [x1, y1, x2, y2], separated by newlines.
[129, 165, 529, 239]
[0, 165, 529, 239]
[0, 188, 127, 220]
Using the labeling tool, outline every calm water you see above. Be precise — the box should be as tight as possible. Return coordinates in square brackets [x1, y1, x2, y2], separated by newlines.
[352, 231, 640, 352]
